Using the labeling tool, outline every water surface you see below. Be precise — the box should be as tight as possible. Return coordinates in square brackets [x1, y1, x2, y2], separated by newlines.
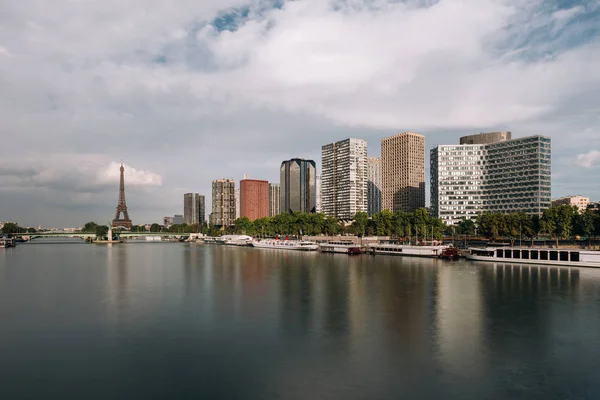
[1, 241, 600, 399]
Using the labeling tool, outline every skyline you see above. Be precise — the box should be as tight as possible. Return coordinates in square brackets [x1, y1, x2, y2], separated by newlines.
[1, 0, 600, 226]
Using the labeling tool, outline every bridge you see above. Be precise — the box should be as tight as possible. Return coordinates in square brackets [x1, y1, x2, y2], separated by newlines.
[13, 232, 194, 241]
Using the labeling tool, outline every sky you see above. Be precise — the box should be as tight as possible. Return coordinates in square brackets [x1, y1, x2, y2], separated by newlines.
[1, 0, 600, 228]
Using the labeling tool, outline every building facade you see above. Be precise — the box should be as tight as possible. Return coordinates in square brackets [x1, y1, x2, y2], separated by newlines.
[163, 216, 173, 228]
[240, 179, 269, 221]
[183, 193, 205, 225]
[269, 183, 280, 216]
[552, 196, 590, 214]
[211, 179, 236, 227]
[367, 157, 382, 216]
[173, 214, 184, 225]
[280, 158, 317, 214]
[315, 176, 322, 213]
[431, 133, 552, 225]
[321, 138, 368, 219]
[381, 132, 425, 213]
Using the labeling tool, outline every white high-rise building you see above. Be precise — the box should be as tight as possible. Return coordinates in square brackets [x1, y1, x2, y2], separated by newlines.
[316, 176, 322, 213]
[321, 138, 368, 220]
[235, 187, 240, 219]
[367, 157, 382, 216]
[431, 132, 552, 225]
[268, 183, 280, 216]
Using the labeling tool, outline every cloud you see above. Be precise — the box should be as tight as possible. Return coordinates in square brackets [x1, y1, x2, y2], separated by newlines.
[1, 0, 600, 225]
[574, 150, 600, 168]
[96, 162, 163, 186]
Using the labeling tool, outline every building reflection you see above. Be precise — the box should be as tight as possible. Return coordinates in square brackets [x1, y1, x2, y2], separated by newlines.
[434, 264, 487, 379]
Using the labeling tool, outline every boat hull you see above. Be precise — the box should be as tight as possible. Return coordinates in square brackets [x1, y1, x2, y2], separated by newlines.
[251, 242, 318, 251]
[467, 254, 600, 268]
[320, 245, 361, 255]
[369, 245, 450, 258]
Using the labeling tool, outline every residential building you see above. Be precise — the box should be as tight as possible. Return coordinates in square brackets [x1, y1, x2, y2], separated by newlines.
[552, 196, 590, 214]
[173, 214, 184, 225]
[163, 216, 173, 228]
[315, 176, 322, 213]
[269, 183, 280, 216]
[321, 138, 368, 219]
[235, 188, 240, 219]
[240, 179, 269, 221]
[381, 132, 425, 213]
[183, 193, 205, 225]
[212, 179, 236, 227]
[431, 133, 552, 226]
[367, 157, 382, 216]
[280, 158, 317, 214]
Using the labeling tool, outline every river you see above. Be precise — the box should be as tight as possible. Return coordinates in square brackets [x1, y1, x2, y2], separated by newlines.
[1, 240, 600, 399]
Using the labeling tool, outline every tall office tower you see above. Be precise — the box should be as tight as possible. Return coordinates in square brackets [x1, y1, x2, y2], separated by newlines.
[431, 133, 552, 226]
[315, 176, 322, 213]
[240, 179, 269, 221]
[183, 193, 206, 225]
[367, 157, 382, 216]
[280, 158, 317, 214]
[211, 179, 236, 227]
[269, 183, 280, 216]
[381, 132, 425, 213]
[321, 138, 368, 219]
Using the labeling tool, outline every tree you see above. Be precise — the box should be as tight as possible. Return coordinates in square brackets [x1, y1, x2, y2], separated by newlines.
[150, 223, 162, 233]
[234, 217, 254, 235]
[352, 212, 369, 237]
[541, 205, 577, 248]
[95, 225, 109, 238]
[1, 223, 23, 234]
[81, 222, 98, 233]
[575, 210, 596, 247]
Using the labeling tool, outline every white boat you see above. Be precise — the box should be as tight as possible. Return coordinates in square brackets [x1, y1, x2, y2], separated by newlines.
[251, 239, 319, 251]
[319, 241, 362, 255]
[467, 247, 600, 268]
[368, 243, 451, 258]
[145, 236, 162, 241]
[221, 235, 253, 246]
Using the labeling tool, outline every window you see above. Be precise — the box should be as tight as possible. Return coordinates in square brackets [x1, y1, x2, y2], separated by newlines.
[560, 251, 569, 262]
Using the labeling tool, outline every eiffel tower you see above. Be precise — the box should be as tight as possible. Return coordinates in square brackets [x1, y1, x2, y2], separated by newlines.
[112, 162, 133, 229]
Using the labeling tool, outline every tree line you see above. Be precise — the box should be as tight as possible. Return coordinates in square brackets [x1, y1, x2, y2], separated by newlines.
[451, 205, 600, 247]
[79, 204, 600, 244]
[223, 209, 446, 240]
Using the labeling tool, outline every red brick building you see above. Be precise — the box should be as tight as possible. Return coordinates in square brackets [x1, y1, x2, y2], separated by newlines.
[240, 179, 269, 221]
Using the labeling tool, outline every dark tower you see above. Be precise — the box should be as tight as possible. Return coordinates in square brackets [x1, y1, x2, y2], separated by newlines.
[112, 162, 132, 229]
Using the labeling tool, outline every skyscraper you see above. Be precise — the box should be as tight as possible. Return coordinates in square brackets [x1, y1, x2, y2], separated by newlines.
[183, 193, 205, 225]
[315, 176, 322, 213]
[381, 132, 425, 213]
[235, 188, 240, 219]
[431, 133, 551, 225]
[240, 179, 269, 221]
[280, 158, 317, 214]
[367, 157, 382, 216]
[269, 183, 280, 216]
[211, 179, 236, 227]
[321, 138, 368, 219]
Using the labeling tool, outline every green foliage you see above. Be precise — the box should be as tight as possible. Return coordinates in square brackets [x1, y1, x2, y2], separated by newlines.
[541, 205, 578, 247]
[1, 222, 24, 234]
[95, 225, 109, 238]
[81, 222, 98, 233]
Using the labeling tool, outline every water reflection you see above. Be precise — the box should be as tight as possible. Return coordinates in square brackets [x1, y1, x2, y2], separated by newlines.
[88, 246, 600, 398]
